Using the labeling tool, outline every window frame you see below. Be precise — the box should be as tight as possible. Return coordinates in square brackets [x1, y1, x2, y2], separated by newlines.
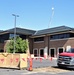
[34, 37, 44, 42]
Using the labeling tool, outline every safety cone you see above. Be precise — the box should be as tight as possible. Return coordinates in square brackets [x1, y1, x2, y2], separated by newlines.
[44, 55, 47, 59]
[36, 58, 38, 60]
[28, 58, 33, 71]
[32, 58, 34, 60]
[50, 57, 52, 61]
[40, 58, 42, 62]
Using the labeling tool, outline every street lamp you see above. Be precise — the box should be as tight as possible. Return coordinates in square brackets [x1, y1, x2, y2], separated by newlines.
[12, 14, 19, 53]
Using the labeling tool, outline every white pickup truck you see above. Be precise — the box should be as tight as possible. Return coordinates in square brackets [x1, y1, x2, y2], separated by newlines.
[57, 48, 74, 68]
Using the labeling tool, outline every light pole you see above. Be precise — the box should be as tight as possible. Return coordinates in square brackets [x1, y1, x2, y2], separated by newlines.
[12, 14, 19, 53]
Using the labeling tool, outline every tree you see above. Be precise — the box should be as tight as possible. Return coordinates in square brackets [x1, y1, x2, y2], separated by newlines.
[5, 37, 29, 53]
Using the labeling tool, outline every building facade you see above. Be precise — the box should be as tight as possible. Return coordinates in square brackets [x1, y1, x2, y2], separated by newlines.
[0, 27, 36, 52]
[29, 26, 74, 58]
[0, 26, 74, 58]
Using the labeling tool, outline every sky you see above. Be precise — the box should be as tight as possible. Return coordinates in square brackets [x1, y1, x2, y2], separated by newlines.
[0, 0, 74, 30]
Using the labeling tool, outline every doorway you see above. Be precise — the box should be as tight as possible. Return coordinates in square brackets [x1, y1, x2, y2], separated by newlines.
[50, 48, 55, 57]
[33, 49, 38, 57]
[58, 47, 64, 54]
[39, 49, 44, 57]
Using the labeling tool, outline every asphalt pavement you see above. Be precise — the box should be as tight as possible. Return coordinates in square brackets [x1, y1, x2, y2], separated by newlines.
[0, 58, 74, 75]
[27, 58, 57, 69]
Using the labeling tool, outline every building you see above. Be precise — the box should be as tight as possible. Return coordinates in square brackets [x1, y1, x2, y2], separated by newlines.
[0, 26, 74, 58]
[0, 27, 36, 52]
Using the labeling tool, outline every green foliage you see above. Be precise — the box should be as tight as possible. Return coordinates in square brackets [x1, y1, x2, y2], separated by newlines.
[6, 37, 29, 53]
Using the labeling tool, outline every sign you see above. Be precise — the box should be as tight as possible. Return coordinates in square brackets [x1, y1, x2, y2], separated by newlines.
[22, 58, 25, 61]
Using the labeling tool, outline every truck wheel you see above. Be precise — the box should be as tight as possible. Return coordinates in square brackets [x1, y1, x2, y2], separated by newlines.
[57, 64, 62, 68]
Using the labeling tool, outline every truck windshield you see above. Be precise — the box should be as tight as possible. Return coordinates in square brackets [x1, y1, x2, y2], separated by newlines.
[66, 48, 74, 53]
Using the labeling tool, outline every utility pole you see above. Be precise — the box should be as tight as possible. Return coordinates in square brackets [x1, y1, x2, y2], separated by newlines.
[12, 14, 19, 53]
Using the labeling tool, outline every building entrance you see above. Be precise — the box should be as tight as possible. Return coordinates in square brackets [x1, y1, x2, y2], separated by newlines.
[50, 48, 55, 57]
[33, 49, 38, 57]
[40, 49, 44, 57]
[58, 47, 64, 54]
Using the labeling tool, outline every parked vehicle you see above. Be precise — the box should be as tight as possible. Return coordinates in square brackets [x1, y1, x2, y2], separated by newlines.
[57, 48, 74, 68]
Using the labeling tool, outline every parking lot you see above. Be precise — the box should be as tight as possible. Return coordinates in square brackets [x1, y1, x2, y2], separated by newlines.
[26, 58, 73, 74]
[27, 57, 57, 69]
[0, 58, 74, 75]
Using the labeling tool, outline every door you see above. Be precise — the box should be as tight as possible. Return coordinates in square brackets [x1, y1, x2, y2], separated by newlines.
[58, 47, 64, 54]
[33, 49, 38, 57]
[40, 49, 44, 57]
[59, 48, 63, 53]
[50, 48, 55, 57]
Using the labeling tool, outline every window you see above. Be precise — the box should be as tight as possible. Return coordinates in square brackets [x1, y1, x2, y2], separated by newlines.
[34, 37, 44, 42]
[9, 34, 26, 39]
[66, 48, 74, 53]
[9, 34, 14, 39]
[0, 34, 9, 43]
[9, 34, 19, 39]
[50, 33, 70, 40]
[70, 33, 74, 37]
[59, 34, 64, 39]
